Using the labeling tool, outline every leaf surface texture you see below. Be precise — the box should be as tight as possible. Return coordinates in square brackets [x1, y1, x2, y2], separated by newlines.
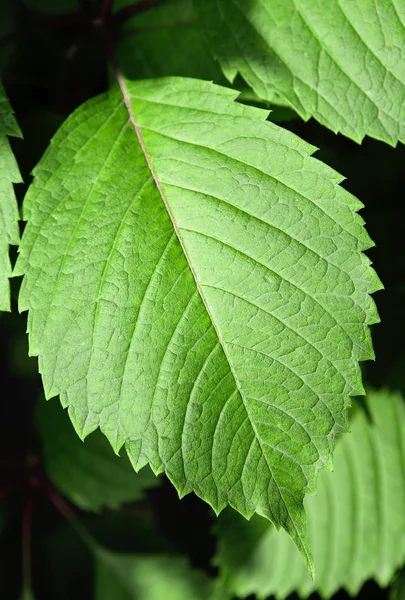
[16, 77, 381, 565]
[196, 0, 405, 144]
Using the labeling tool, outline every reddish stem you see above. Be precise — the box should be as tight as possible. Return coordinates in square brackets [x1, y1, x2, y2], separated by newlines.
[0, 0, 163, 48]
[100, 0, 113, 23]
[40, 479, 100, 551]
[39, 479, 76, 522]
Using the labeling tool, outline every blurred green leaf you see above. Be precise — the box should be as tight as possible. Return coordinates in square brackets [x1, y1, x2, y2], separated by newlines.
[215, 389, 405, 598]
[116, 0, 224, 81]
[94, 550, 213, 600]
[36, 398, 160, 512]
[390, 569, 405, 600]
[19, 590, 36, 600]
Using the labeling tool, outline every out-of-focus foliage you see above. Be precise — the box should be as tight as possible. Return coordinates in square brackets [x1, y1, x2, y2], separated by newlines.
[215, 390, 405, 598]
[36, 397, 159, 512]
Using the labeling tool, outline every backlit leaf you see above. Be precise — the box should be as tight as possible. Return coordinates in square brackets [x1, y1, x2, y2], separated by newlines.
[197, 0, 405, 145]
[16, 77, 380, 569]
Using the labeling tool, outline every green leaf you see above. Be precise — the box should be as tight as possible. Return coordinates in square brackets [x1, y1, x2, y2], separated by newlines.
[0, 81, 22, 311]
[196, 0, 405, 145]
[236, 84, 299, 122]
[16, 76, 381, 570]
[36, 397, 159, 512]
[116, 0, 224, 82]
[390, 569, 405, 600]
[114, 0, 295, 119]
[215, 389, 405, 598]
[95, 550, 213, 600]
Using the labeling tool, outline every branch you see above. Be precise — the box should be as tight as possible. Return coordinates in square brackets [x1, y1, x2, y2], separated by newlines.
[100, 0, 113, 23]
[40, 479, 101, 552]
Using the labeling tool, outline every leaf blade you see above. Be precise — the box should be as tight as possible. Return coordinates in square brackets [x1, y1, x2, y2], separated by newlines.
[196, 0, 405, 145]
[16, 77, 380, 568]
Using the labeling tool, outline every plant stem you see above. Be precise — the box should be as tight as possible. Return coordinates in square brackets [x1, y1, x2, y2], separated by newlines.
[22, 488, 34, 596]
[0, 0, 162, 49]
[40, 479, 100, 553]
[100, 0, 113, 23]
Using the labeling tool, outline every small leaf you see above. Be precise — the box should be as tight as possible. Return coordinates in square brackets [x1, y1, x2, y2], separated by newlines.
[16, 77, 381, 569]
[0, 81, 22, 311]
[95, 550, 213, 600]
[36, 397, 159, 512]
[196, 0, 405, 145]
[215, 389, 405, 598]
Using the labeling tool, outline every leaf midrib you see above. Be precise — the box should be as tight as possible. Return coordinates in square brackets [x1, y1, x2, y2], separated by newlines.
[114, 72, 312, 566]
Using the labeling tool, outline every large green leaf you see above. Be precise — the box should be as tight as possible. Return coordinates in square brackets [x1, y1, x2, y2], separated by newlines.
[16, 76, 380, 568]
[196, 0, 405, 145]
[36, 397, 159, 512]
[215, 389, 405, 598]
[95, 551, 213, 600]
[0, 82, 22, 311]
